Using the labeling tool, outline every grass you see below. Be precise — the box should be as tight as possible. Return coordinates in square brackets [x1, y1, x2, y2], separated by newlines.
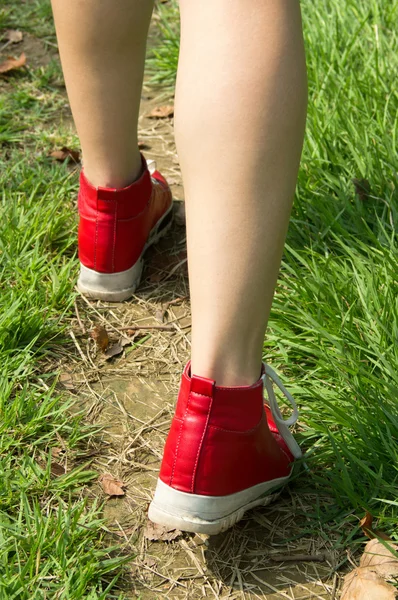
[0, 3, 130, 598]
[0, 0, 397, 596]
[149, 0, 398, 546]
[271, 0, 398, 543]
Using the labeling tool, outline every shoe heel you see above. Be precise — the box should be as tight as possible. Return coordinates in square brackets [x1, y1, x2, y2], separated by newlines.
[77, 259, 143, 302]
[148, 477, 287, 535]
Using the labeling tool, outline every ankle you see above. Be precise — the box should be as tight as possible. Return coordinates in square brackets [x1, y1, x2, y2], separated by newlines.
[82, 149, 143, 189]
[190, 355, 262, 387]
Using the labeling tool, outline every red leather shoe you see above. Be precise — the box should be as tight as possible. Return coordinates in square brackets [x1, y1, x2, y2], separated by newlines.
[148, 362, 302, 534]
[77, 156, 173, 301]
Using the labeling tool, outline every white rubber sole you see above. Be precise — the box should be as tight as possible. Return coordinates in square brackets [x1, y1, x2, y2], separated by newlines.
[77, 203, 173, 302]
[148, 475, 290, 535]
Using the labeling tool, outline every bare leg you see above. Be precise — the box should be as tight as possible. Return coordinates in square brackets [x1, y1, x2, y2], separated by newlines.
[51, 0, 154, 188]
[175, 0, 307, 385]
[52, 0, 306, 386]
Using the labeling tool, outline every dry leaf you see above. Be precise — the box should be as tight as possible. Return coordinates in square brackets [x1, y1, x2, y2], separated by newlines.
[341, 568, 397, 600]
[341, 538, 398, 599]
[50, 461, 66, 477]
[0, 53, 26, 74]
[143, 521, 182, 542]
[143, 556, 157, 569]
[51, 447, 64, 459]
[359, 512, 391, 540]
[91, 325, 109, 352]
[103, 336, 138, 357]
[4, 30, 23, 43]
[360, 512, 373, 530]
[147, 105, 174, 119]
[360, 511, 374, 538]
[104, 342, 124, 360]
[360, 538, 398, 577]
[59, 372, 74, 389]
[353, 178, 371, 202]
[99, 473, 125, 496]
[138, 141, 151, 150]
[36, 456, 65, 476]
[125, 329, 139, 338]
[50, 146, 80, 164]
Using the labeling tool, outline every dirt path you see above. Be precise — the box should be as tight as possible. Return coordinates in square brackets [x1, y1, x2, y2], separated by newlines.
[14, 28, 344, 599]
[59, 95, 342, 599]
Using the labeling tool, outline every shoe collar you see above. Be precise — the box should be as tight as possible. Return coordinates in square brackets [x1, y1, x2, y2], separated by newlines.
[182, 361, 301, 459]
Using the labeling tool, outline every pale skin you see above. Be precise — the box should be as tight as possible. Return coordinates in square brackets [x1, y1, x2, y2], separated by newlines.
[51, 0, 307, 386]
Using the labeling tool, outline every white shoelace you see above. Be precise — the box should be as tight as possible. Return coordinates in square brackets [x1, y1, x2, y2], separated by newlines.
[262, 364, 299, 427]
[262, 363, 302, 459]
[147, 159, 156, 175]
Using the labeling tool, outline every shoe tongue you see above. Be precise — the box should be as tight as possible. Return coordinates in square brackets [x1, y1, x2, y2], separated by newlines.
[190, 374, 215, 397]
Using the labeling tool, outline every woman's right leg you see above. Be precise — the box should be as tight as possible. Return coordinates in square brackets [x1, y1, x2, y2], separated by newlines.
[149, 0, 307, 533]
[176, 0, 307, 386]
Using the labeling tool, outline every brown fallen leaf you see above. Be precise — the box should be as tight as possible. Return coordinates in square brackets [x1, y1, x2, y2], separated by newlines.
[59, 372, 75, 389]
[99, 473, 125, 497]
[4, 30, 24, 43]
[36, 456, 65, 476]
[91, 325, 109, 352]
[360, 512, 373, 530]
[50, 146, 80, 164]
[353, 178, 371, 202]
[51, 447, 64, 459]
[360, 511, 374, 538]
[0, 52, 26, 74]
[341, 538, 398, 600]
[359, 512, 392, 540]
[104, 342, 124, 360]
[143, 556, 157, 569]
[341, 568, 397, 600]
[147, 105, 174, 119]
[138, 141, 151, 150]
[125, 329, 141, 337]
[143, 521, 182, 542]
[360, 538, 398, 577]
[50, 461, 66, 477]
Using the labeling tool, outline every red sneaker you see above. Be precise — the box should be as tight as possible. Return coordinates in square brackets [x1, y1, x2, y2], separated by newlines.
[148, 362, 302, 534]
[77, 156, 173, 301]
